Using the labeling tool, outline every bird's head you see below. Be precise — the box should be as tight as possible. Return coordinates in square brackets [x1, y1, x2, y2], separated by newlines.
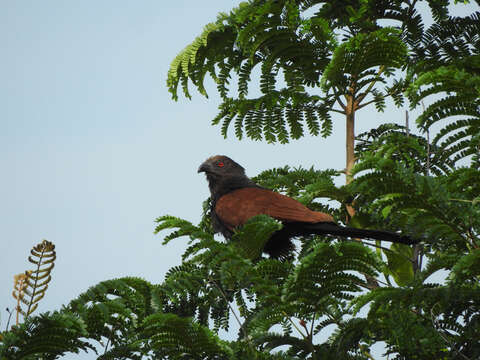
[197, 155, 245, 179]
[198, 156, 253, 198]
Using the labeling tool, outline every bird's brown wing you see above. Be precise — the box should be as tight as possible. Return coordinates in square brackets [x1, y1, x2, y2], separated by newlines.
[215, 187, 334, 230]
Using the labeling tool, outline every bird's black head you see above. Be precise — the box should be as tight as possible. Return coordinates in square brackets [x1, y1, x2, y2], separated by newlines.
[198, 155, 251, 198]
[198, 155, 245, 177]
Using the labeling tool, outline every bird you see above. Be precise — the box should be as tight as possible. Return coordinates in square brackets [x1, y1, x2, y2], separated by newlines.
[198, 155, 415, 259]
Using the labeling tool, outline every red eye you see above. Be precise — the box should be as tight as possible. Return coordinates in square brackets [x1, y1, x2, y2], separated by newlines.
[217, 162, 224, 167]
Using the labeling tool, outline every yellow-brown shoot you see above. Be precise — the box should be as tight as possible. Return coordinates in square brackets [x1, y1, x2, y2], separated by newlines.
[11, 240, 56, 326]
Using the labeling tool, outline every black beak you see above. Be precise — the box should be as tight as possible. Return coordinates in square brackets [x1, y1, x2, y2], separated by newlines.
[198, 162, 210, 173]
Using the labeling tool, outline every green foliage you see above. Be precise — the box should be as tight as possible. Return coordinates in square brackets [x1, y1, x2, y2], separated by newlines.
[407, 11, 480, 167]
[167, 0, 425, 143]
[5, 117, 478, 358]
[351, 128, 478, 253]
[2, 1, 480, 359]
[355, 123, 454, 176]
[348, 116, 480, 358]
[383, 243, 414, 287]
[0, 311, 93, 360]
[153, 211, 386, 358]
[232, 215, 283, 259]
[141, 313, 234, 359]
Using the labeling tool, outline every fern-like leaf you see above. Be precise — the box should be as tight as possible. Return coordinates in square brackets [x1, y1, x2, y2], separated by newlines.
[12, 240, 56, 324]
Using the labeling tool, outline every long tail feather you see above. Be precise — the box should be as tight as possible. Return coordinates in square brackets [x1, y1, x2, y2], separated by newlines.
[263, 222, 417, 259]
[301, 222, 416, 245]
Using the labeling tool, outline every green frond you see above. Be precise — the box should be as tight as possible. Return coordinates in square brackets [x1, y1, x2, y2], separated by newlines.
[161, 263, 205, 301]
[350, 143, 477, 252]
[304, 105, 319, 136]
[167, 21, 235, 100]
[154, 215, 214, 244]
[69, 277, 153, 321]
[263, 108, 277, 142]
[355, 123, 454, 175]
[220, 110, 236, 139]
[433, 117, 478, 144]
[141, 313, 234, 358]
[238, 60, 254, 98]
[286, 106, 304, 140]
[209, 90, 336, 143]
[328, 317, 371, 356]
[283, 242, 380, 311]
[255, 258, 293, 285]
[416, 12, 480, 69]
[353, 278, 480, 357]
[371, 89, 386, 112]
[322, 29, 407, 88]
[417, 97, 479, 130]
[253, 331, 311, 355]
[232, 215, 283, 259]
[0, 311, 93, 360]
[246, 106, 264, 141]
[253, 166, 340, 199]
[449, 249, 480, 284]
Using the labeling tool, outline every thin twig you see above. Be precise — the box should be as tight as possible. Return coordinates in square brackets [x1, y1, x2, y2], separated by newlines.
[26, 246, 46, 319]
[356, 85, 400, 110]
[104, 325, 114, 356]
[356, 66, 385, 105]
[356, 97, 378, 110]
[332, 86, 347, 110]
[5, 308, 13, 331]
[422, 101, 431, 176]
[361, 347, 376, 360]
[208, 276, 249, 342]
[430, 304, 471, 360]
[309, 312, 316, 339]
[283, 312, 317, 360]
[330, 108, 347, 114]
[449, 198, 476, 204]
[282, 312, 307, 339]
[405, 110, 410, 137]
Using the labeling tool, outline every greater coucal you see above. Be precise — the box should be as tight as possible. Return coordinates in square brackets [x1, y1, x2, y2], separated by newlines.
[198, 155, 415, 258]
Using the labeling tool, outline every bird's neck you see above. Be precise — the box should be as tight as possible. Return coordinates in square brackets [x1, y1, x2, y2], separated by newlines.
[207, 174, 257, 201]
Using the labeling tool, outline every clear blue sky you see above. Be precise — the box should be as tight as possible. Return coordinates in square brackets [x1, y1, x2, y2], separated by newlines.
[1, 1, 478, 359]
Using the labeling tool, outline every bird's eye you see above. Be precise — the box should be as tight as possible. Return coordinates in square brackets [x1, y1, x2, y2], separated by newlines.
[217, 162, 224, 167]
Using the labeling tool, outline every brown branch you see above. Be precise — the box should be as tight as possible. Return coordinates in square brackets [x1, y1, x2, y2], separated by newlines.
[356, 66, 385, 106]
[356, 97, 379, 110]
[331, 108, 347, 114]
[331, 86, 346, 110]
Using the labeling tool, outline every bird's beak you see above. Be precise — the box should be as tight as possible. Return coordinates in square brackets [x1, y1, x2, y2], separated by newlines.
[197, 162, 210, 174]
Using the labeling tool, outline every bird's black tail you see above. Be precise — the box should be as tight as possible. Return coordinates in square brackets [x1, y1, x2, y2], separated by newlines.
[263, 221, 417, 259]
[295, 222, 416, 245]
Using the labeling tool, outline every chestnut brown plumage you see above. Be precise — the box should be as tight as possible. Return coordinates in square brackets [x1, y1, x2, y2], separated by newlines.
[198, 155, 415, 258]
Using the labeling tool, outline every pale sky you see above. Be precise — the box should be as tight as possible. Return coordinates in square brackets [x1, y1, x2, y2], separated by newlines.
[1, 1, 478, 359]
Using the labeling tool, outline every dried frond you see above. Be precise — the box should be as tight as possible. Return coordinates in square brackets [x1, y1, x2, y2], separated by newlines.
[11, 240, 56, 324]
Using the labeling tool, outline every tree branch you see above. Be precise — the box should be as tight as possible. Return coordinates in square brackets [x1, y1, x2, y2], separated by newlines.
[331, 108, 346, 114]
[356, 66, 385, 106]
[332, 86, 346, 110]
[208, 276, 249, 342]
[356, 98, 378, 110]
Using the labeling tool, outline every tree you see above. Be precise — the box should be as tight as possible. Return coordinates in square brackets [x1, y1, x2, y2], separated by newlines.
[167, 0, 447, 182]
[1, 1, 479, 359]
